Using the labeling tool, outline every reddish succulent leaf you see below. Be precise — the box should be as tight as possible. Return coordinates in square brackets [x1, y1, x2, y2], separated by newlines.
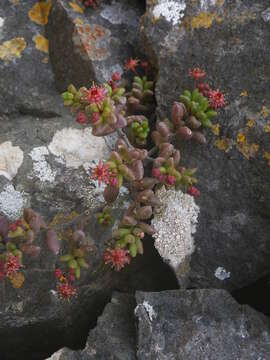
[138, 222, 156, 235]
[46, 230, 60, 255]
[104, 185, 119, 204]
[136, 206, 153, 220]
[131, 159, 144, 180]
[121, 216, 137, 226]
[72, 230, 86, 243]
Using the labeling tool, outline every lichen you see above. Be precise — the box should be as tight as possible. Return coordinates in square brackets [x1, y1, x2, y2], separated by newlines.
[0, 185, 26, 220]
[29, 146, 56, 183]
[152, 0, 186, 26]
[215, 266, 231, 280]
[0, 141, 24, 181]
[151, 187, 199, 269]
[100, 1, 139, 26]
[48, 128, 109, 168]
[135, 300, 157, 322]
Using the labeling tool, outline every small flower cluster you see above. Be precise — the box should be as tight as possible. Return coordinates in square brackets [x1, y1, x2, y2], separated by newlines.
[103, 246, 130, 271]
[54, 268, 77, 300]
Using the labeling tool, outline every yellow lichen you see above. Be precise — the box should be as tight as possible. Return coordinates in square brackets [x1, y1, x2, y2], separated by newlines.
[28, 1, 51, 25]
[264, 123, 270, 133]
[237, 132, 245, 144]
[237, 143, 259, 160]
[211, 123, 220, 136]
[246, 118, 255, 128]
[41, 56, 49, 64]
[33, 34, 49, 53]
[69, 1, 84, 14]
[240, 90, 248, 97]
[190, 12, 222, 29]
[0, 37, 26, 62]
[74, 17, 84, 25]
[260, 106, 269, 118]
[214, 137, 230, 151]
[264, 151, 270, 166]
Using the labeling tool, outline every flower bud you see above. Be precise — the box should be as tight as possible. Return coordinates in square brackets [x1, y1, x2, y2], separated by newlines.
[192, 131, 207, 144]
[177, 126, 193, 140]
[171, 102, 186, 126]
[136, 206, 153, 220]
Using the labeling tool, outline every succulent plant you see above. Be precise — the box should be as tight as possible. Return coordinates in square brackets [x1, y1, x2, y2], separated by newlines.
[127, 76, 155, 115]
[96, 207, 113, 226]
[126, 115, 150, 146]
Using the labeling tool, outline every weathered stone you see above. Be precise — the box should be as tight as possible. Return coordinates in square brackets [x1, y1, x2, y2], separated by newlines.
[135, 289, 270, 360]
[47, 0, 145, 91]
[141, 0, 270, 290]
[0, 0, 65, 116]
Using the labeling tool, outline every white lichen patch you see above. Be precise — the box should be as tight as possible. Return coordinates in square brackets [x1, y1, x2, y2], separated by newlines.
[215, 266, 231, 280]
[100, 1, 139, 26]
[200, 0, 219, 11]
[0, 17, 4, 40]
[0, 141, 24, 181]
[29, 146, 56, 183]
[48, 128, 109, 168]
[151, 187, 199, 269]
[152, 0, 186, 26]
[135, 300, 157, 322]
[262, 7, 270, 22]
[0, 184, 25, 220]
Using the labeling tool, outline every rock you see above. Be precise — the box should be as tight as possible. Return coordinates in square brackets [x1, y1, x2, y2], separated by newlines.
[135, 289, 270, 360]
[47, 0, 145, 91]
[46, 292, 136, 360]
[140, 0, 270, 290]
[0, 0, 65, 116]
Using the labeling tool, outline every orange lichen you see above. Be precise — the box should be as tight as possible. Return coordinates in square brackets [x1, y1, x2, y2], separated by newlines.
[240, 90, 248, 97]
[0, 37, 26, 62]
[74, 17, 84, 25]
[28, 1, 51, 25]
[69, 2, 84, 14]
[190, 12, 222, 29]
[9, 272, 25, 289]
[260, 106, 269, 118]
[237, 132, 245, 144]
[33, 34, 49, 53]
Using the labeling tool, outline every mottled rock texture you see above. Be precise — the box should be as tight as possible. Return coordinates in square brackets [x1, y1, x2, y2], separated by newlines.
[141, 0, 270, 290]
[47, 0, 145, 91]
[49, 289, 270, 360]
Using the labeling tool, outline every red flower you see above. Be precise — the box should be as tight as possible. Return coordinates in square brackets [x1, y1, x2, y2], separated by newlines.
[197, 83, 211, 97]
[76, 112, 87, 124]
[4, 254, 22, 278]
[53, 268, 63, 279]
[111, 72, 121, 82]
[8, 223, 17, 232]
[56, 282, 77, 299]
[124, 58, 140, 73]
[166, 175, 175, 186]
[83, 83, 106, 105]
[208, 89, 226, 109]
[103, 246, 130, 271]
[188, 68, 206, 80]
[83, 0, 94, 8]
[92, 161, 109, 186]
[90, 112, 100, 124]
[188, 186, 200, 198]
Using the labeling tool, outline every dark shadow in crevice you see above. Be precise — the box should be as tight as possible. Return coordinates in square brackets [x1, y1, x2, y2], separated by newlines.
[232, 273, 270, 317]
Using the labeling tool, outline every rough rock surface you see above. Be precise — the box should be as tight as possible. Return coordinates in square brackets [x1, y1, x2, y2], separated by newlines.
[48, 289, 270, 360]
[47, 0, 145, 91]
[141, 0, 270, 290]
[0, 1, 178, 359]
[135, 289, 270, 360]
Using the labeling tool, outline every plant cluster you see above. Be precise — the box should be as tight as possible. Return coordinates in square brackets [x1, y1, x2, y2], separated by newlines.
[0, 64, 225, 299]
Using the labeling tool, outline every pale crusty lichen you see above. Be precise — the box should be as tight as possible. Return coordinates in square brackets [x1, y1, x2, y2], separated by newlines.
[0, 141, 24, 181]
[0, 184, 26, 220]
[152, 0, 186, 26]
[48, 128, 109, 168]
[151, 187, 199, 269]
[29, 146, 56, 183]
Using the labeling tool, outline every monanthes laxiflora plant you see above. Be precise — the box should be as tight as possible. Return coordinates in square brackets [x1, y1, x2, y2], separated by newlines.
[0, 62, 225, 299]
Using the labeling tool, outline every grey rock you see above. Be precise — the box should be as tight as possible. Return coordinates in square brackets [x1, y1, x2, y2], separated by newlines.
[47, 0, 145, 91]
[140, 0, 270, 290]
[135, 289, 270, 360]
[0, 0, 65, 116]
[46, 292, 136, 360]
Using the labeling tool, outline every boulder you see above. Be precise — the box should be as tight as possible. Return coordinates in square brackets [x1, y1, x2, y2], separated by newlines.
[135, 289, 270, 360]
[141, 0, 270, 290]
[47, 0, 145, 91]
